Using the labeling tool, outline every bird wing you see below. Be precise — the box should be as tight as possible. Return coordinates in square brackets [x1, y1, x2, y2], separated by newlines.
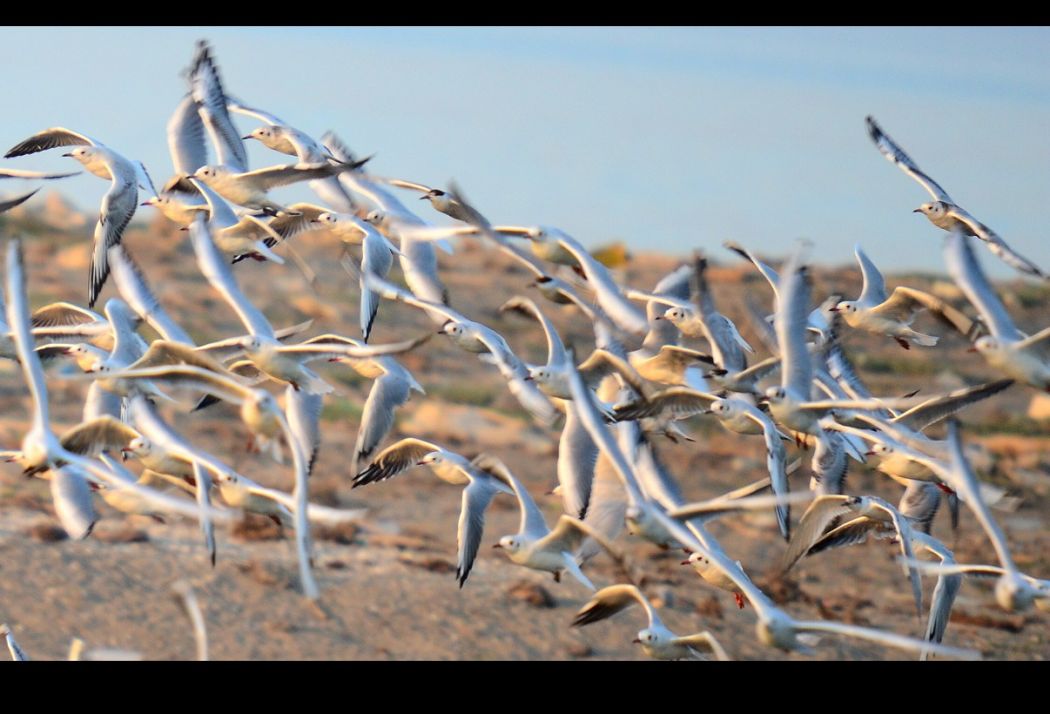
[672, 632, 732, 661]
[774, 247, 813, 398]
[943, 230, 1022, 342]
[284, 385, 323, 476]
[864, 116, 952, 202]
[612, 386, 716, 422]
[0, 167, 81, 180]
[6, 241, 52, 432]
[943, 205, 1046, 279]
[89, 174, 137, 307]
[571, 583, 656, 628]
[578, 348, 648, 396]
[187, 212, 275, 340]
[854, 244, 888, 307]
[4, 127, 97, 158]
[189, 41, 248, 173]
[455, 475, 503, 587]
[352, 437, 442, 488]
[167, 94, 208, 180]
[780, 495, 855, 573]
[0, 189, 39, 213]
[58, 416, 140, 456]
[499, 295, 567, 367]
[556, 406, 598, 519]
[352, 371, 413, 474]
[892, 379, 1013, 432]
[108, 245, 194, 345]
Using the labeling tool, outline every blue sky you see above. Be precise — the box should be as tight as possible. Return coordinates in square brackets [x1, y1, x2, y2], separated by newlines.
[1, 27, 1048, 278]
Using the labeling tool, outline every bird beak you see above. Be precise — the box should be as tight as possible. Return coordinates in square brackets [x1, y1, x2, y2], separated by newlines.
[966, 346, 978, 353]
[680, 559, 692, 566]
[523, 375, 533, 381]
[418, 195, 429, 200]
[141, 200, 154, 207]
[492, 543, 502, 549]
[631, 638, 641, 644]
[828, 307, 840, 312]
[241, 134, 253, 140]
[653, 315, 663, 320]
[912, 208, 923, 213]
[864, 450, 877, 457]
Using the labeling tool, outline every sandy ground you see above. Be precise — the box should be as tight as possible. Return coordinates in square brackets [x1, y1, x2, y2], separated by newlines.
[1, 213, 1049, 660]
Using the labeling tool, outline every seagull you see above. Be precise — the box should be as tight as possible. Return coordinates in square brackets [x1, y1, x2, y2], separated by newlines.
[190, 160, 366, 217]
[4, 128, 147, 306]
[187, 213, 426, 395]
[299, 333, 424, 474]
[831, 244, 979, 349]
[363, 270, 557, 425]
[360, 446, 511, 587]
[378, 177, 486, 224]
[800, 521, 965, 655]
[321, 131, 450, 308]
[229, 97, 357, 211]
[571, 583, 731, 661]
[866, 115, 1046, 279]
[886, 419, 1048, 613]
[567, 350, 976, 656]
[353, 437, 468, 487]
[2, 241, 235, 534]
[499, 295, 644, 401]
[780, 494, 925, 619]
[945, 230, 1050, 391]
[338, 238, 404, 342]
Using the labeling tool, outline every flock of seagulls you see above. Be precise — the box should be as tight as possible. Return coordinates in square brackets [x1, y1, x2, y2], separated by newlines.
[0, 39, 1047, 661]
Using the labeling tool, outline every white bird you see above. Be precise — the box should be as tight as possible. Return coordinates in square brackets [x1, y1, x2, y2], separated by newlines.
[780, 494, 925, 619]
[187, 213, 426, 395]
[363, 270, 557, 425]
[866, 115, 1046, 279]
[190, 161, 364, 218]
[374, 448, 511, 588]
[301, 332, 424, 474]
[831, 244, 979, 349]
[321, 131, 450, 308]
[571, 583, 731, 661]
[4, 128, 146, 306]
[486, 455, 596, 590]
